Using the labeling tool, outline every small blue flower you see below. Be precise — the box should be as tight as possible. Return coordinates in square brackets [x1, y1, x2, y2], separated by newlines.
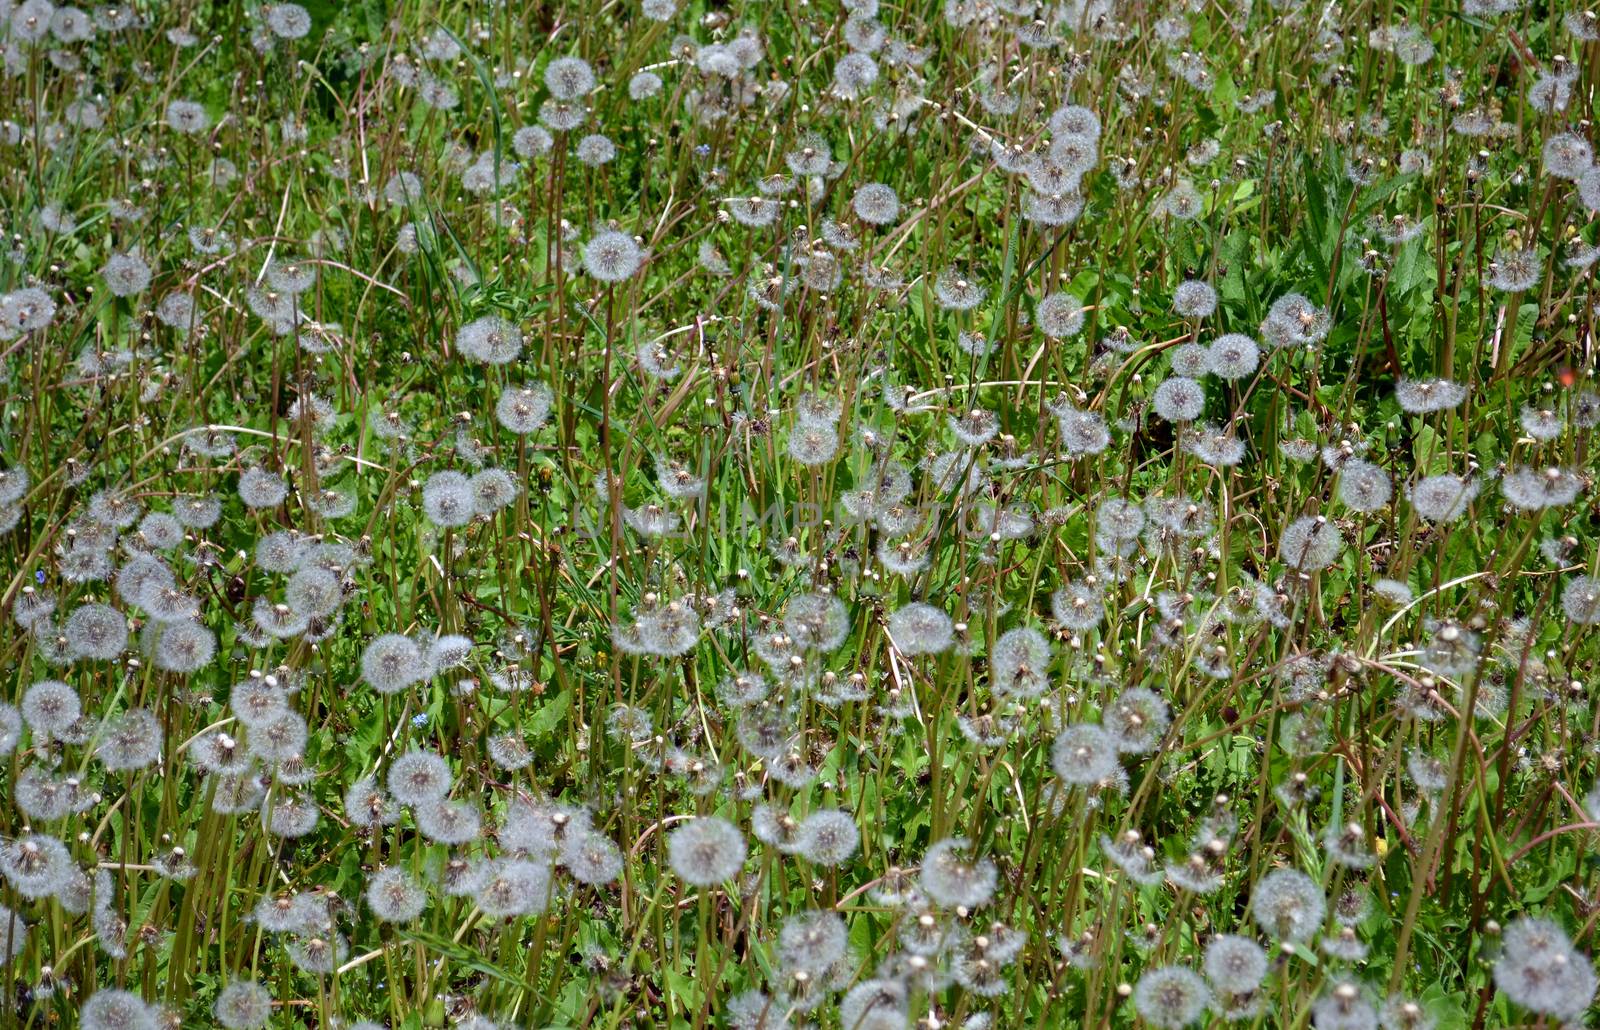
[694, 144, 711, 157]
[411, 713, 430, 728]
[34, 570, 45, 583]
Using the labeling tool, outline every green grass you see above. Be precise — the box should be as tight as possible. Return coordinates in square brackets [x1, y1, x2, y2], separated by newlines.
[0, 0, 1598, 1028]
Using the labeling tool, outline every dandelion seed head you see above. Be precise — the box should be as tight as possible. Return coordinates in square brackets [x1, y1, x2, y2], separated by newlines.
[853, 182, 900, 224]
[1251, 867, 1325, 942]
[667, 816, 747, 885]
[457, 315, 523, 365]
[1134, 965, 1211, 1029]
[888, 602, 953, 655]
[213, 981, 272, 1029]
[81, 990, 157, 1030]
[1279, 515, 1344, 570]
[561, 828, 624, 885]
[362, 633, 428, 694]
[101, 252, 151, 297]
[1036, 292, 1086, 338]
[366, 866, 427, 922]
[1406, 473, 1478, 522]
[545, 56, 596, 100]
[582, 230, 645, 282]
[1172, 279, 1218, 318]
[263, 2, 311, 38]
[796, 809, 860, 866]
[1152, 376, 1206, 422]
[64, 602, 127, 660]
[1051, 723, 1119, 784]
[1204, 934, 1267, 994]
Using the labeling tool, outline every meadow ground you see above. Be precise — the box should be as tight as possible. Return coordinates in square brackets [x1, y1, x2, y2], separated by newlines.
[0, 0, 1599, 1027]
